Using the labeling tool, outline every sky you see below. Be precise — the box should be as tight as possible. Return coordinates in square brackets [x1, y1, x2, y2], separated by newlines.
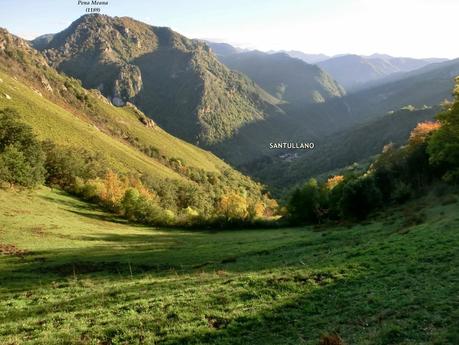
[0, 0, 458, 59]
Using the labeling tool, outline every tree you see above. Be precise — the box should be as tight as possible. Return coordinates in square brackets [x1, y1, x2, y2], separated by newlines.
[99, 170, 128, 209]
[42, 141, 106, 189]
[0, 108, 45, 187]
[326, 175, 344, 190]
[287, 178, 329, 224]
[218, 192, 249, 220]
[428, 82, 459, 182]
[339, 176, 382, 219]
[409, 121, 440, 145]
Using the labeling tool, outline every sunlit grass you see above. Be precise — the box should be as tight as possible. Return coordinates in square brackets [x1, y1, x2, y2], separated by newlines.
[0, 187, 458, 344]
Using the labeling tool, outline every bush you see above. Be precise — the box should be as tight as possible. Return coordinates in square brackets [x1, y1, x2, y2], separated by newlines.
[218, 192, 249, 221]
[391, 181, 412, 203]
[119, 187, 166, 224]
[339, 176, 382, 219]
[0, 145, 45, 187]
[0, 108, 46, 187]
[42, 140, 107, 189]
[288, 178, 329, 224]
[427, 80, 459, 182]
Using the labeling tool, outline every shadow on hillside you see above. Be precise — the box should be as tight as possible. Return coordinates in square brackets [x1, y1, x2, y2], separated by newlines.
[67, 209, 129, 225]
[39, 190, 96, 211]
[0, 227, 359, 291]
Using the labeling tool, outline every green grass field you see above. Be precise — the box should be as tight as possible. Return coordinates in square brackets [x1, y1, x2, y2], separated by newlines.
[0, 187, 458, 345]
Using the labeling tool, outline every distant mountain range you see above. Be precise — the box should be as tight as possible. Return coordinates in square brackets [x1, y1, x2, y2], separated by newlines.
[216, 42, 449, 92]
[317, 54, 448, 91]
[267, 50, 329, 64]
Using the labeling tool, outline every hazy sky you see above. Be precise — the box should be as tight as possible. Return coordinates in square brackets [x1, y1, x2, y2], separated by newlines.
[0, 0, 457, 58]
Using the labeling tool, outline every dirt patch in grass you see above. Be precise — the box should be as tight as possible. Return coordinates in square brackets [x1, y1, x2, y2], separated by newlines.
[0, 243, 29, 257]
[205, 315, 229, 329]
[319, 334, 345, 345]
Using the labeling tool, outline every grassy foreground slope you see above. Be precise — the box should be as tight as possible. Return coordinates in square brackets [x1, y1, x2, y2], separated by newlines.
[1, 187, 458, 344]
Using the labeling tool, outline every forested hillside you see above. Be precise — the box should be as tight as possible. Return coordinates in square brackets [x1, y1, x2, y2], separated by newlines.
[243, 105, 439, 190]
[219, 51, 345, 105]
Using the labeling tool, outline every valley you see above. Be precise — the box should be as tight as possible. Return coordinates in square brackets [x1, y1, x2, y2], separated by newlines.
[1, 5, 459, 345]
[27, 15, 459, 183]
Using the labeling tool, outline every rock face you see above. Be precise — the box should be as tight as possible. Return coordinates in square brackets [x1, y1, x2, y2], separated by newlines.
[113, 64, 142, 103]
[111, 97, 125, 106]
[40, 76, 53, 93]
[33, 15, 155, 107]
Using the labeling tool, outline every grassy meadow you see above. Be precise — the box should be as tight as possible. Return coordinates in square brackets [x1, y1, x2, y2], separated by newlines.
[0, 187, 458, 344]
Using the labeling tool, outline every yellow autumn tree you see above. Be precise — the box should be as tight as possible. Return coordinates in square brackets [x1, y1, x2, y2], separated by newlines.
[128, 175, 158, 202]
[248, 201, 266, 219]
[99, 170, 128, 209]
[218, 192, 249, 220]
[326, 175, 344, 190]
[409, 121, 441, 145]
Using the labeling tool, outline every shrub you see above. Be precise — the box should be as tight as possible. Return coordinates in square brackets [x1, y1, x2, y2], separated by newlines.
[99, 170, 128, 210]
[42, 141, 107, 189]
[326, 175, 344, 190]
[339, 176, 382, 219]
[318, 334, 345, 345]
[0, 145, 45, 187]
[218, 192, 249, 221]
[288, 178, 329, 224]
[391, 181, 412, 203]
[428, 80, 459, 182]
[0, 108, 46, 187]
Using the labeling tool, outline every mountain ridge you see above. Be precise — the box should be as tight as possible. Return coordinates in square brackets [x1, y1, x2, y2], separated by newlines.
[32, 14, 284, 146]
[218, 50, 345, 105]
[317, 54, 449, 90]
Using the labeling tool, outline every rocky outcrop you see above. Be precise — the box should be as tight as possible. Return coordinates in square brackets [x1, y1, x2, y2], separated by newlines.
[112, 63, 142, 105]
[126, 102, 156, 128]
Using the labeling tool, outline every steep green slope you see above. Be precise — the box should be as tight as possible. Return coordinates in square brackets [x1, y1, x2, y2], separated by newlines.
[219, 51, 345, 105]
[0, 71, 182, 180]
[1, 187, 458, 344]
[34, 14, 283, 145]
